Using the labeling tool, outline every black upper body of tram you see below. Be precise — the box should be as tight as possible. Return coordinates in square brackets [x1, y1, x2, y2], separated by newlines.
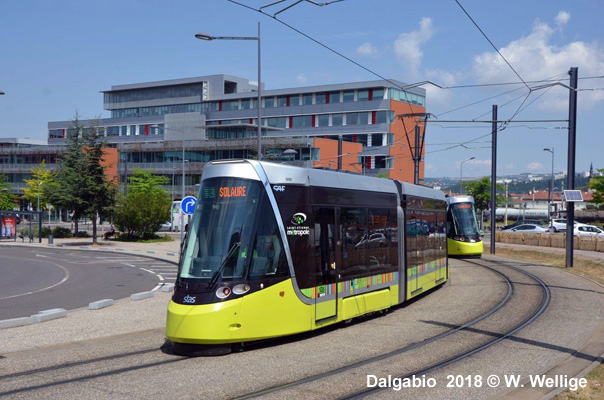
[173, 176, 447, 305]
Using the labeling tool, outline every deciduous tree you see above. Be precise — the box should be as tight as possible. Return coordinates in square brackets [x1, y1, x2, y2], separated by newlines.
[588, 168, 604, 209]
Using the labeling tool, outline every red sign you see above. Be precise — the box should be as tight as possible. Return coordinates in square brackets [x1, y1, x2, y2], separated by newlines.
[1, 217, 16, 239]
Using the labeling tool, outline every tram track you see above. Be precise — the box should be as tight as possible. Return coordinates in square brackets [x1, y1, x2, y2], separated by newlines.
[234, 258, 550, 400]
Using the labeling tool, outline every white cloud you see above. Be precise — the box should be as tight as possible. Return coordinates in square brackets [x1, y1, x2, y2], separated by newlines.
[394, 17, 434, 77]
[296, 73, 307, 84]
[357, 42, 377, 57]
[464, 159, 492, 166]
[527, 162, 544, 171]
[424, 69, 461, 108]
[555, 11, 570, 27]
[472, 15, 604, 110]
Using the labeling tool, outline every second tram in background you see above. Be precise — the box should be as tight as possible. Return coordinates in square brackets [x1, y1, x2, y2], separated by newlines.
[446, 195, 484, 257]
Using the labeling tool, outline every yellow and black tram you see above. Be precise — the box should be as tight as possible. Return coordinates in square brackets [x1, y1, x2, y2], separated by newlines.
[446, 195, 484, 257]
[166, 160, 448, 355]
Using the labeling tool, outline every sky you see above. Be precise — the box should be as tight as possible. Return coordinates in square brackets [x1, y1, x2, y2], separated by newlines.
[1, 0, 603, 179]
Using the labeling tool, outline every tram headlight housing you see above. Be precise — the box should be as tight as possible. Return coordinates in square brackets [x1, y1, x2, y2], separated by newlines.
[232, 284, 251, 295]
[216, 286, 232, 299]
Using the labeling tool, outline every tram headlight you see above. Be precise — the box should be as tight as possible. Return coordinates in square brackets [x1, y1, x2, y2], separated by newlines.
[232, 284, 251, 295]
[216, 286, 232, 299]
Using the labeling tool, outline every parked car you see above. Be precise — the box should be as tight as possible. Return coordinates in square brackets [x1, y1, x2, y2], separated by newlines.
[508, 224, 548, 234]
[159, 221, 172, 232]
[549, 218, 584, 232]
[574, 225, 604, 237]
[502, 219, 544, 231]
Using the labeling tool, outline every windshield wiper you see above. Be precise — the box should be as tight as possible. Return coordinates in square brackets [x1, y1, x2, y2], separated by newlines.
[207, 240, 241, 288]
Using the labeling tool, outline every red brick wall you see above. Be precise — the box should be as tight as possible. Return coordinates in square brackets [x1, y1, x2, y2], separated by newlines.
[313, 137, 363, 173]
[388, 100, 426, 183]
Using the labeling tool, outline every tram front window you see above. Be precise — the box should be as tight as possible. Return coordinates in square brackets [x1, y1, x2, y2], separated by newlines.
[448, 203, 480, 238]
[179, 177, 288, 284]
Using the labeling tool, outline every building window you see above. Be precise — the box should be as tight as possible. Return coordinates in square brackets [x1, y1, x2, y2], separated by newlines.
[373, 88, 384, 99]
[332, 114, 343, 126]
[357, 90, 369, 101]
[329, 92, 340, 103]
[315, 93, 327, 104]
[346, 112, 368, 126]
[267, 117, 286, 129]
[291, 115, 313, 128]
[290, 95, 300, 106]
[225, 100, 239, 111]
[303, 94, 313, 105]
[107, 126, 119, 137]
[343, 90, 354, 102]
[318, 114, 329, 127]
[264, 97, 275, 108]
[375, 111, 388, 124]
[241, 99, 250, 109]
[277, 96, 287, 107]
[371, 133, 384, 146]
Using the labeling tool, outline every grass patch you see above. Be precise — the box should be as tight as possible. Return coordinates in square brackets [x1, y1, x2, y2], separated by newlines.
[112, 234, 173, 243]
[490, 246, 604, 399]
[492, 247, 604, 285]
[553, 363, 604, 400]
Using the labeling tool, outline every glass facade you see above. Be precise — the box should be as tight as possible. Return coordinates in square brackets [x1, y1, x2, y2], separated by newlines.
[104, 83, 204, 104]
[389, 88, 425, 106]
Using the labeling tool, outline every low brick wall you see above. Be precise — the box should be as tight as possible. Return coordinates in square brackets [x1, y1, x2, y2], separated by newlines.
[497, 232, 604, 253]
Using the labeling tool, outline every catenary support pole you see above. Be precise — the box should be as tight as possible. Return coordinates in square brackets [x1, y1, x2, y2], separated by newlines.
[414, 125, 420, 185]
[565, 67, 578, 268]
[491, 105, 497, 254]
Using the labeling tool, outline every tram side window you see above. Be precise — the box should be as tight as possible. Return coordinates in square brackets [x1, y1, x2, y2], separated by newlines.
[367, 208, 397, 274]
[406, 210, 420, 269]
[248, 200, 289, 279]
[340, 207, 367, 279]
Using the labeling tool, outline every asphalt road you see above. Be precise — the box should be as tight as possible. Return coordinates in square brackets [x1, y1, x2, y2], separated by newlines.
[0, 256, 602, 399]
[0, 247, 177, 320]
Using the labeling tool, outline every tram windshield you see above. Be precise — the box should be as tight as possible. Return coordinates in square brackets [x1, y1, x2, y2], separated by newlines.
[447, 202, 480, 237]
[179, 177, 289, 284]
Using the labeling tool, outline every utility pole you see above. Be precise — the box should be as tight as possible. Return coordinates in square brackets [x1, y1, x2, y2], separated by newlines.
[414, 125, 420, 185]
[490, 105, 497, 254]
[565, 67, 578, 268]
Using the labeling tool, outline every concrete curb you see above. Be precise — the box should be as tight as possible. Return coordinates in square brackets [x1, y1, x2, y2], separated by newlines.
[130, 291, 154, 301]
[160, 283, 175, 292]
[32, 308, 67, 323]
[89, 299, 114, 310]
[0, 317, 34, 330]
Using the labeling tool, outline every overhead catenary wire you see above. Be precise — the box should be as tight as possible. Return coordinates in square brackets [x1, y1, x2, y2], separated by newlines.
[453, 0, 530, 91]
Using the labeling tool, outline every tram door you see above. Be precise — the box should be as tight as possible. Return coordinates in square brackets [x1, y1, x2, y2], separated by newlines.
[314, 207, 338, 321]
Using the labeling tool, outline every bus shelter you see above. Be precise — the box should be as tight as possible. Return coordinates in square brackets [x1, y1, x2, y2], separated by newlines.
[0, 211, 42, 243]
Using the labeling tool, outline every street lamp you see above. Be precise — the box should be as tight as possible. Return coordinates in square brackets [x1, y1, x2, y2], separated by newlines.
[459, 157, 475, 194]
[195, 22, 263, 160]
[543, 147, 554, 221]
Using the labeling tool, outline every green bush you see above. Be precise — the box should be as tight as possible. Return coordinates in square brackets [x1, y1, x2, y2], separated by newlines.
[114, 190, 171, 240]
[74, 231, 90, 238]
[51, 226, 73, 238]
[19, 226, 52, 238]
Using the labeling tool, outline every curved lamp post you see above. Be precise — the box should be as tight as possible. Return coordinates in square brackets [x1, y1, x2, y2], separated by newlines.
[195, 23, 262, 160]
[459, 157, 475, 194]
[543, 147, 554, 220]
